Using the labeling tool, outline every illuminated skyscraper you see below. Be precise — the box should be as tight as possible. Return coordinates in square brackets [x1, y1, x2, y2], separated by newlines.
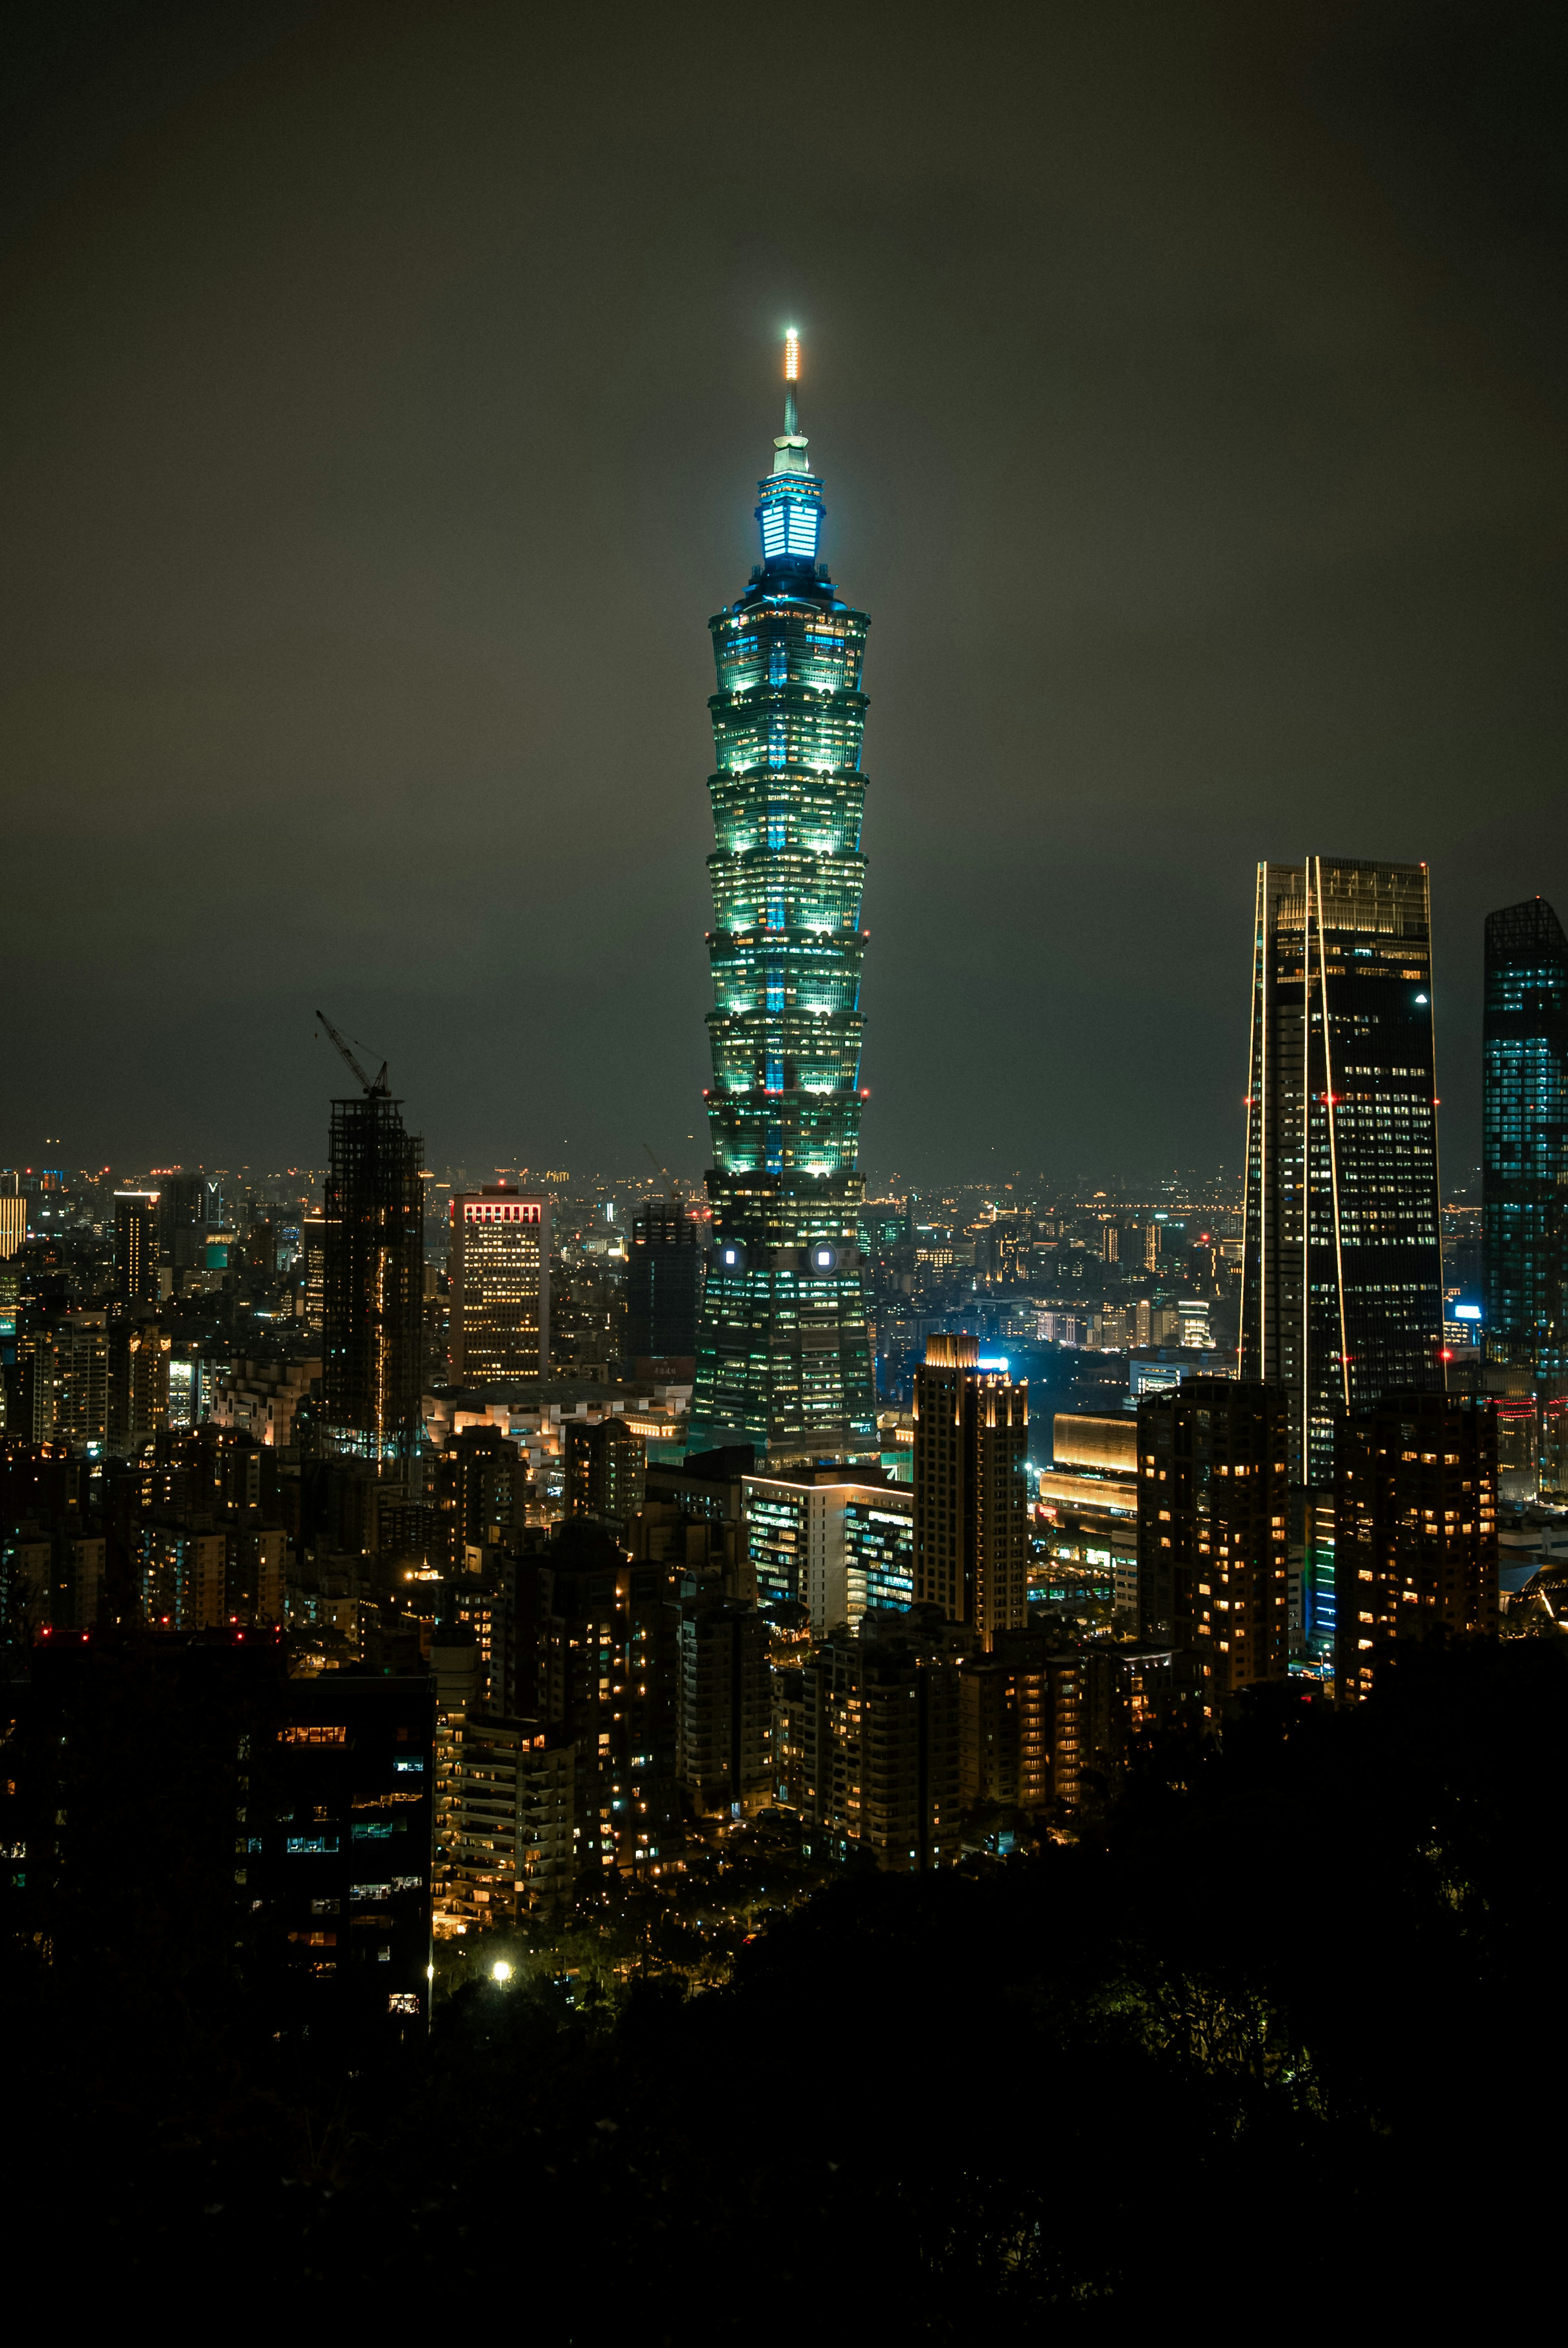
[690, 332, 876, 1463]
[448, 1185, 548, 1384]
[1240, 858, 1444, 1483]
[1482, 897, 1568, 1385]
[114, 1189, 161, 1307]
[912, 1334, 1029, 1650]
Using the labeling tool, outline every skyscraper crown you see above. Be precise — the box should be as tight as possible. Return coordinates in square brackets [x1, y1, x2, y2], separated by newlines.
[756, 326, 822, 566]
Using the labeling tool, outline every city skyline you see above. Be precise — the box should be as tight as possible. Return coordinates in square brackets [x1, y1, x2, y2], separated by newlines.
[2, 9, 1565, 1182]
[2, 11, 1564, 2315]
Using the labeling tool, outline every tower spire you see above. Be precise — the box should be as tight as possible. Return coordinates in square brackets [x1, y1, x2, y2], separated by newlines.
[784, 326, 800, 437]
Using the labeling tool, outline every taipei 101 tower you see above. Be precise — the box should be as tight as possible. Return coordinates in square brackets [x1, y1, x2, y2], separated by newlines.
[688, 333, 878, 1463]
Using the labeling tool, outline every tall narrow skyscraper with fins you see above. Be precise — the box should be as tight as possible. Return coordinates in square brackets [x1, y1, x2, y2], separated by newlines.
[1239, 856, 1445, 1484]
[689, 335, 877, 1463]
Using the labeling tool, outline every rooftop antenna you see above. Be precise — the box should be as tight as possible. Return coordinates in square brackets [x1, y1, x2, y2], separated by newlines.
[314, 1008, 388, 1096]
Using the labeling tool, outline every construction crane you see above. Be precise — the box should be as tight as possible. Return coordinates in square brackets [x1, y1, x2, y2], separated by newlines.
[315, 1008, 388, 1096]
[643, 1142, 683, 1200]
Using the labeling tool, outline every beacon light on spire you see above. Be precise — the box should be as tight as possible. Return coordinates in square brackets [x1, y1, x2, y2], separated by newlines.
[784, 328, 800, 381]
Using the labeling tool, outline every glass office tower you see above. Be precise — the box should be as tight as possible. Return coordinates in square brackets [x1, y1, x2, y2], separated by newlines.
[690, 335, 876, 1462]
[1483, 897, 1568, 1389]
[1240, 857, 1445, 1485]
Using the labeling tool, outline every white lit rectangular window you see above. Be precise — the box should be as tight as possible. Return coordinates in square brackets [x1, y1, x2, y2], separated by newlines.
[786, 504, 818, 556]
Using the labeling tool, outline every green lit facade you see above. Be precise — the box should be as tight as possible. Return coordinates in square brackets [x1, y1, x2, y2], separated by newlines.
[690, 346, 877, 1460]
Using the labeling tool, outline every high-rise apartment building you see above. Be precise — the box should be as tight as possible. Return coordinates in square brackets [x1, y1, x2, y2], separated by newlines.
[1137, 1376, 1291, 1706]
[677, 1596, 773, 1817]
[448, 1186, 549, 1383]
[53, 1312, 109, 1452]
[114, 1190, 161, 1308]
[321, 1084, 424, 1465]
[912, 1334, 1029, 1650]
[627, 1198, 700, 1373]
[1482, 898, 1568, 1388]
[1333, 1390, 1498, 1704]
[439, 1713, 576, 1929]
[565, 1416, 646, 1536]
[431, 1425, 523, 1572]
[1240, 858, 1444, 1482]
[511, 1530, 683, 1881]
[781, 1610, 967, 1869]
[690, 333, 876, 1465]
[109, 1319, 171, 1454]
[843, 1489, 914, 1615]
[742, 1462, 905, 1628]
[958, 1630, 1085, 1814]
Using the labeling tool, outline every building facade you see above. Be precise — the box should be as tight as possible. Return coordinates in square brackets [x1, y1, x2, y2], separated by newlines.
[781, 1610, 967, 1869]
[677, 1596, 772, 1817]
[1482, 897, 1568, 1390]
[1333, 1389, 1499, 1704]
[627, 1198, 700, 1374]
[448, 1186, 549, 1384]
[438, 1713, 576, 1930]
[957, 1632, 1085, 1815]
[565, 1416, 646, 1536]
[322, 1088, 425, 1465]
[114, 1189, 161, 1308]
[912, 1334, 1029, 1650]
[690, 333, 876, 1465]
[742, 1463, 905, 1628]
[1240, 858, 1445, 1483]
[843, 1490, 914, 1616]
[1136, 1376, 1291, 1707]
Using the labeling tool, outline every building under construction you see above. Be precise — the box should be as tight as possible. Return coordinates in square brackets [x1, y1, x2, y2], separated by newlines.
[318, 1015, 425, 1467]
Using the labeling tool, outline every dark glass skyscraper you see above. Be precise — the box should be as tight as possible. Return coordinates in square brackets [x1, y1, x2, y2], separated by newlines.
[690, 335, 875, 1463]
[627, 1198, 699, 1370]
[1482, 897, 1568, 1384]
[1240, 857, 1444, 1483]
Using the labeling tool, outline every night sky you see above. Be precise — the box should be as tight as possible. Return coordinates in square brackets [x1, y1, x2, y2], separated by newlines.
[3, 1, 1565, 1190]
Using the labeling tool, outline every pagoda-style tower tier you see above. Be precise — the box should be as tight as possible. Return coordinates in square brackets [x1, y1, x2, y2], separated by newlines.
[690, 342, 879, 1463]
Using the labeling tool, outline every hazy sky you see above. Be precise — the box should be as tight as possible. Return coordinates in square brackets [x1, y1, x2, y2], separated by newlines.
[2, 0, 1565, 1190]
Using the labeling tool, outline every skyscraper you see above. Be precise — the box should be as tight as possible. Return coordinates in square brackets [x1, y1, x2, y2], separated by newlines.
[448, 1185, 549, 1384]
[690, 333, 876, 1465]
[114, 1189, 161, 1307]
[626, 1198, 699, 1374]
[321, 1082, 424, 1466]
[1240, 857, 1445, 1483]
[1482, 897, 1568, 1385]
[912, 1334, 1029, 1650]
[158, 1173, 221, 1278]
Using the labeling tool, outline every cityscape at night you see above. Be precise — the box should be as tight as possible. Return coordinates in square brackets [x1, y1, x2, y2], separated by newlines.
[3, 0, 1567, 2328]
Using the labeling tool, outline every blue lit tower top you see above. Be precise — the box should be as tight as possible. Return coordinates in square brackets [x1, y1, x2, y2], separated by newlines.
[691, 332, 876, 1461]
